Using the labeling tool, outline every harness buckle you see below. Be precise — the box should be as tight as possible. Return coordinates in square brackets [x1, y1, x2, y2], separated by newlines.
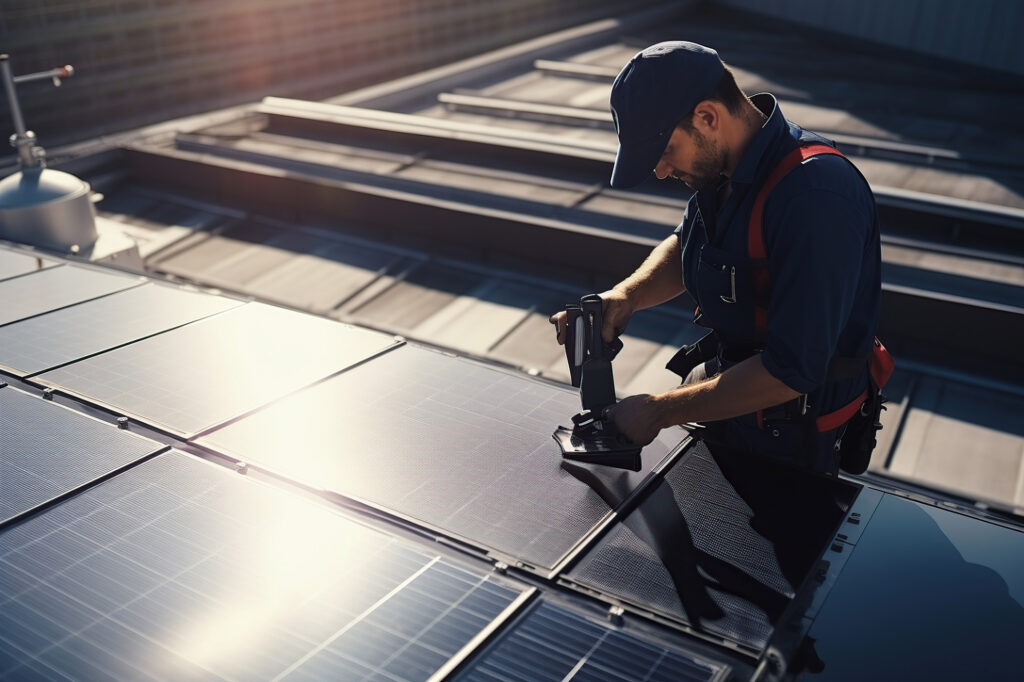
[719, 265, 737, 304]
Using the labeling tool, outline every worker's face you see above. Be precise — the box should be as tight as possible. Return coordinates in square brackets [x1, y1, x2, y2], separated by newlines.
[654, 124, 727, 192]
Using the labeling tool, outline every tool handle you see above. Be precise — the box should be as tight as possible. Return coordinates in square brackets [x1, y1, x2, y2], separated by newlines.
[579, 294, 622, 361]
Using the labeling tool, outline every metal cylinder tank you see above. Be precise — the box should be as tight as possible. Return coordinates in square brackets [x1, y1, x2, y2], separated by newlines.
[0, 166, 98, 252]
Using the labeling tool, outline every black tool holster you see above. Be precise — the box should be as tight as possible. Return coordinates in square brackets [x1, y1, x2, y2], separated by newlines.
[665, 330, 719, 381]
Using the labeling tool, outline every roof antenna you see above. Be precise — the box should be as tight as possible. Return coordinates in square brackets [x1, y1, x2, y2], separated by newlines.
[0, 54, 98, 254]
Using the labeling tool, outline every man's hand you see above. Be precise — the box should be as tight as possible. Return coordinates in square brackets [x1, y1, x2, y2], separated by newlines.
[549, 288, 635, 345]
[605, 393, 663, 446]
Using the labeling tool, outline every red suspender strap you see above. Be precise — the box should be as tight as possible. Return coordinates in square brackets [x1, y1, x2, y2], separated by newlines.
[747, 144, 847, 334]
[747, 144, 897, 434]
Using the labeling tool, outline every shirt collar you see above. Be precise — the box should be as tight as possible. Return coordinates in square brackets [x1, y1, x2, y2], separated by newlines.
[728, 93, 786, 186]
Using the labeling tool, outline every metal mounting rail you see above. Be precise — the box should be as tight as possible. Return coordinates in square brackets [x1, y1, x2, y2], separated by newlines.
[437, 90, 1024, 176]
[259, 97, 615, 162]
[258, 96, 1024, 235]
[533, 59, 620, 80]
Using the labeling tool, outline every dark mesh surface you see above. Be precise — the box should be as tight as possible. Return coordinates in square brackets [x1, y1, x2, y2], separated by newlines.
[200, 345, 685, 571]
[568, 440, 857, 649]
[456, 601, 722, 682]
[0, 387, 163, 526]
[0, 451, 525, 681]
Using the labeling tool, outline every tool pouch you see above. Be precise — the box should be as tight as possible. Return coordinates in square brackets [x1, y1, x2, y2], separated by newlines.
[836, 381, 887, 475]
[665, 330, 719, 380]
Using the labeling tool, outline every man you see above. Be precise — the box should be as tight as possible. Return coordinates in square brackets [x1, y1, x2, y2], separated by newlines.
[550, 41, 882, 474]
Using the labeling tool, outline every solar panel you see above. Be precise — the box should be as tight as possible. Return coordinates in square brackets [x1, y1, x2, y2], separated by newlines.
[0, 283, 242, 376]
[0, 386, 165, 528]
[0, 264, 144, 328]
[566, 440, 856, 651]
[0, 451, 529, 681]
[454, 601, 725, 682]
[0, 248, 55, 282]
[198, 345, 685, 573]
[792, 494, 1024, 682]
[34, 302, 399, 437]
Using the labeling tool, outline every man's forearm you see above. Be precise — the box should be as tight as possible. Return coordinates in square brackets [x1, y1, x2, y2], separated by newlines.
[613, 235, 685, 311]
[652, 354, 800, 426]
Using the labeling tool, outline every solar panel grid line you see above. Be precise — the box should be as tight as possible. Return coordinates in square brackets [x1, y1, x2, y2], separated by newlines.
[0, 283, 244, 378]
[185, 336, 406, 442]
[0, 484, 232, 681]
[0, 446, 170, 534]
[0, 386, 168, 529]
[333, 569, 507, 682]
[452, 601, 724, 682]
[424, 587, 537, 682]
[0, 248, 57, 283]
[0, 264, 148, 329]
[33, 303, 401, 438]
[0, 452, 533, 681]
[196, 345, 686, 575]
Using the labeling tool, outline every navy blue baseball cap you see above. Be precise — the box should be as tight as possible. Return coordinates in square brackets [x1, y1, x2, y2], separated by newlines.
[609, 41, 726, 188]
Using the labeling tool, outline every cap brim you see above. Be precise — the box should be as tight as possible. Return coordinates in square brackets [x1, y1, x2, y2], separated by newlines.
[609, 133, 669, 188]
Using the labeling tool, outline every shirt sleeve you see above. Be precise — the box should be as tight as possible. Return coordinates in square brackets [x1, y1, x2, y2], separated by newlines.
[759, 182, 871, 394]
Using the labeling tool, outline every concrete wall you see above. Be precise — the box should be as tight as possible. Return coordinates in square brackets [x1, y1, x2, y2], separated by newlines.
[0, 0, 648, 149]
[712, 0, 1024, 77]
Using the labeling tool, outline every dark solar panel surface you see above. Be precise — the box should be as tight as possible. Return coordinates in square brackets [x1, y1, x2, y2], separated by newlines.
[455, 601, 721, 682]
[0, 248, 55, 281]
[36, 303, 398, 436]
[0, 387, 164, 527]
[0, 265, 143, 327]
[0, 283, 241, 376]
[567, 440, 855, 650]
[0, 452, 526, 682]
[199, 345, 685, 571]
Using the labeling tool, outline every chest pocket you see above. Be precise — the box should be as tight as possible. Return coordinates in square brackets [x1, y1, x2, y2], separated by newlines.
[695, 243, 759, 344]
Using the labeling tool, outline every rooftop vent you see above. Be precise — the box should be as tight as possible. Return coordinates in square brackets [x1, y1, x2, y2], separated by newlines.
[0, 54, 97, 254]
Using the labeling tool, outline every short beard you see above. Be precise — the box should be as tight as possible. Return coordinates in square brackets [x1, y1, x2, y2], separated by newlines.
[688, 130, 728, 193]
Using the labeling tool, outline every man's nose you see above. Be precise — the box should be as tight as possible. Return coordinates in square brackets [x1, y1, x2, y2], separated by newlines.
[654, 160, 671, 180]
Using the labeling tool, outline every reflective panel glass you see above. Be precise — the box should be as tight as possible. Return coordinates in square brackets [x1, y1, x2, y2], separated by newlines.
[37, 303, 398, 436]
[455, 601, 724, 682]
[0, 283, 241, 376]
[0, 452, 526, 681]
[794, 494, 1024, 681]
[0, 387, 163, 526]
[199, 345, 686, 572]
[0, 265, 143, 327]
[567, 440, 857, 651]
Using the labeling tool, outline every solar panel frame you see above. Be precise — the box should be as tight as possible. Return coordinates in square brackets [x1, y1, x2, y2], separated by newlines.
[0, 450, 535, 682]
[0, 264, 146, 329]
[0, 247, 57, 282]
[450, 598, 730, 682]
[31, 302, 403, 438]
[561, 439, 859, 656]
[196, 344, 690, 578]
[0, 282, 243, 378]
[0, 385, 168, 530]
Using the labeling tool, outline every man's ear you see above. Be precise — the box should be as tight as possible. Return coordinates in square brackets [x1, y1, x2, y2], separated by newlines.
[691, 100, 720, 133]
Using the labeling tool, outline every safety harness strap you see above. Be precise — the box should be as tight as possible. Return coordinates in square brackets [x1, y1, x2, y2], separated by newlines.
[746, 143, 894, 432]
[748, 143, 846, 333]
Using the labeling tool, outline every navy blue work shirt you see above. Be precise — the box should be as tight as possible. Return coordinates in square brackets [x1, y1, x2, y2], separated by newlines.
[672, 94, 881, 471]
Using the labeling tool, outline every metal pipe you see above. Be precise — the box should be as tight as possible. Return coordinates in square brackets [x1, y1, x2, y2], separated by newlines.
[0, 54, 37, 168]
[1, 55, 29, 138]
[14, 65, 74, 86]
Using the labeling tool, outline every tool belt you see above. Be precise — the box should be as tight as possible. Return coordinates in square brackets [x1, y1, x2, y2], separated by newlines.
[666, 333, 894, 474]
